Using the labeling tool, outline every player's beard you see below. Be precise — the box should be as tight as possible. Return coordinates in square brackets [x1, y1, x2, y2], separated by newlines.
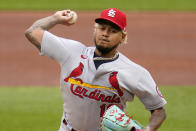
[94, 38, 119, 54]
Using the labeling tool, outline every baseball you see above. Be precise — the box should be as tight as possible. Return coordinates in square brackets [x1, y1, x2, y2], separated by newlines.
[68, 11, 78, 24]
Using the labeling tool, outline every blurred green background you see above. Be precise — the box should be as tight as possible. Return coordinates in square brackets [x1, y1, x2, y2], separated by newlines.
[0, 0, 196, 11]
[0, 0, 196, 131]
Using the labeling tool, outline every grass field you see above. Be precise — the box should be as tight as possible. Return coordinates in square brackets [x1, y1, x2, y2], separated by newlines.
[0, 86, 195, 131]
[0, 0, 196, 11]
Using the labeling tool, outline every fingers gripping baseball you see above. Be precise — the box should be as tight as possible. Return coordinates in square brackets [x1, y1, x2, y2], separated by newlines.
[54, 10, 78, 26]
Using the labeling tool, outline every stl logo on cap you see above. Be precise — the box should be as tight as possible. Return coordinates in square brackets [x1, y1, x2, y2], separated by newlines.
[95, 8, 127, 31]
[107, 9, 116, 18]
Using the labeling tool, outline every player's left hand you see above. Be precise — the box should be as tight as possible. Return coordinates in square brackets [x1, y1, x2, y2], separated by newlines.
[101, 105, 143, 131]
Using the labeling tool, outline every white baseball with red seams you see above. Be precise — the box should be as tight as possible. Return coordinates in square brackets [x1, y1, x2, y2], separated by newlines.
[67, 11, 78, 24]
[40, 31, 166, 131]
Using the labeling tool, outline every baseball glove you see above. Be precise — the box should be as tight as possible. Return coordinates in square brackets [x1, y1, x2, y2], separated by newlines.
[101, 105, 143, 131]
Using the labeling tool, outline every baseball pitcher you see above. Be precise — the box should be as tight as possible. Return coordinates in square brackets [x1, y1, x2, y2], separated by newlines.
[25, 8, 167, 131]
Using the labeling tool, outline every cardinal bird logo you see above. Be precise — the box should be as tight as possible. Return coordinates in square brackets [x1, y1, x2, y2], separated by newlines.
[64, 62, 84, 82]
[109, 72, 123, 96]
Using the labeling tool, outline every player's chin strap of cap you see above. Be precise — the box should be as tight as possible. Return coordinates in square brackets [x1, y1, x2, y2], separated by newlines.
[63, 112, 77, 131]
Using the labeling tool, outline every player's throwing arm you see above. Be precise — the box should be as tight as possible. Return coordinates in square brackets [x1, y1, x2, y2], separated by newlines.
[25, 10, 77, 51]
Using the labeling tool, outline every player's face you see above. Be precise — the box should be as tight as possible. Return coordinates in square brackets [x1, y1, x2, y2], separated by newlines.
[94, 23, 125, 55]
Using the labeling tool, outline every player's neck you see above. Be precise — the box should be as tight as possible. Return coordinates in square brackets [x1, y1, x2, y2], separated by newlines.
[94, 48, 118, 58]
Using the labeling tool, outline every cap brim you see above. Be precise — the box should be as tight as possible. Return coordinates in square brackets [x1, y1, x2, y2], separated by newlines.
[95, 18, 123, 30]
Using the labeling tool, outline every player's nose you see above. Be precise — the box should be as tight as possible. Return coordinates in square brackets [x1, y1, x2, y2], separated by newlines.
[102, 28, 110, 37]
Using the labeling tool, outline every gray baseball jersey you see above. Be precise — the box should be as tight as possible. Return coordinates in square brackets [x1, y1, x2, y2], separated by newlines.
[40, 31, 166, 131]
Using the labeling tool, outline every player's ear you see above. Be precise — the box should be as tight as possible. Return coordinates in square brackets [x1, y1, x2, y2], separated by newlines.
[93, 23, 98, 35]
[120, 32, 127, 44]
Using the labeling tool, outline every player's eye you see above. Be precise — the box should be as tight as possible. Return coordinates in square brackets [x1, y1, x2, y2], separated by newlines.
[99, 26, 106, 31]
[110, 29, 118, 33]
[108, 28, 118, 33]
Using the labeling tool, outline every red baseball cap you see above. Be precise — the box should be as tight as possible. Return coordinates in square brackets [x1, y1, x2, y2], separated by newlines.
[95, 8, 127, 31]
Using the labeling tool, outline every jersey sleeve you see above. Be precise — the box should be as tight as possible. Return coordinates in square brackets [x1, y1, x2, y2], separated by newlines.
[40, 31, 85, 65]
[134, 69, 167, 110]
